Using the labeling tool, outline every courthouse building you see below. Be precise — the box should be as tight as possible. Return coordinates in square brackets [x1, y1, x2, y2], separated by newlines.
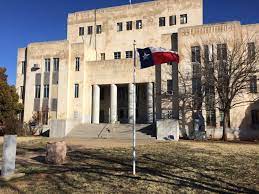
[16, 0, 259, 139]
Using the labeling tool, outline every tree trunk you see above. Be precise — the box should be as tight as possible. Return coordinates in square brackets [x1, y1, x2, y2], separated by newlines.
[222, 110, 230, 141]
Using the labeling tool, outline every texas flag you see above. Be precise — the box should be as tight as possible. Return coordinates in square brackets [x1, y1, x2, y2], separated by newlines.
[137, 47, 179, 69]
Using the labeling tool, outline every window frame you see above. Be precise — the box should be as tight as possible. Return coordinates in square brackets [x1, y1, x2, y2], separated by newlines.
[126, 51, 133, 58]
[169, 15, 176, 26]
[74, 84, 79, 98]
[45, 58, 51, 72]
[75, 57, 80, 71]
[87, 26, 93, 35]
[96, 25, 102, 34]
[159, 17, 166, 27]
[117, 22, 123, 32]
[180, 14, 188, 24]
[250, 75, 258, 93]
[136, 20, 142, 29]
[35, 85, 41, 99]
[43, 84, 49, 98]
[79, 27, 84, 36]
[53, 58, 59, 72]
[114, 52, 121, 60]
[100, 53, 105, 60]
[126, 21, 133, 30]
[21, 61, 26, 74]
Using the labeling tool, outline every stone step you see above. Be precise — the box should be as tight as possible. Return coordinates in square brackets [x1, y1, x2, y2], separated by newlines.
[67, 123, 156, 139]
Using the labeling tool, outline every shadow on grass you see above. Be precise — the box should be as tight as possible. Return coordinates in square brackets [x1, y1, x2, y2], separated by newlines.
[2, 143, 258, 193]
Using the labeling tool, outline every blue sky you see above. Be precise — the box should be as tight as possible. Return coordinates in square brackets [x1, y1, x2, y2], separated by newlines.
[0, 0, 258, 85]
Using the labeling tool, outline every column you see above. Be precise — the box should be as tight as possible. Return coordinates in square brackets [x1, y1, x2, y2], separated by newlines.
[92, 85, 100, 124]
[110, 84, 117, 124]
[128, 83, 135, 124]
[147, 82, 154, 124]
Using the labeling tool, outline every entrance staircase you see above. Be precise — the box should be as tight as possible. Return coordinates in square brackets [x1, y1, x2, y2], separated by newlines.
[67, 123, 156, 139]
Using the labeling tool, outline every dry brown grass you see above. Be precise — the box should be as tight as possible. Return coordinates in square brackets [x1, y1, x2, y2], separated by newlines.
[0, 139, 258, 194]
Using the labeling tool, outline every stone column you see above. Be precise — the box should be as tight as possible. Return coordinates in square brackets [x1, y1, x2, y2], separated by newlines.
[92, 85, 100, 124]
[128, 83, 135, 124]
[110, 84, 117, 124]
[147, 82, 154, 123]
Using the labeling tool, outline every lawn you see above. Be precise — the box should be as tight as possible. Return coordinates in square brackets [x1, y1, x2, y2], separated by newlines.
[0, 139, 258, 194]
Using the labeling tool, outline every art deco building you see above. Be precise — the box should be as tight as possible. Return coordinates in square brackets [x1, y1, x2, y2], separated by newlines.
[16, 0, 259, 139]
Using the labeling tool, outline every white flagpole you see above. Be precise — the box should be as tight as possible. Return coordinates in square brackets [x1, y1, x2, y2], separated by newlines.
[133, 40, 136, 175]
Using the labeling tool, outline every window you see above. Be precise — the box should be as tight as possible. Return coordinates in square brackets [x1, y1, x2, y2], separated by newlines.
[79, 27, 84, 36]
[96, 25, 102, 34]
[20, 86, 24, 100]
[35, 85, 41, 98]
[44, 84, 49, 98]
[126, 21, 132, 30]
[250, 75, 257, 93]
[206, 110, 216, 126]
[114, 52, 121, 59]
[217, 43, 227, 61]
[136, 20, 142, 29]
[180, 14, 187, 24]
[248, 42, 255, 61]
[159, 17, 166, 27]
[87, 26, 93, 35]
[53, 58, 59, 72]
[167, 80, 173, 95]
[21, 61, 26, 74]
[126, 51, 133, 58]
[117, 22, 123, 32]
[75, 57, 80, 71]
[169, 15, 176, 26]
[191, 46, 201, 63]
[101, 53, 105, 60]
[251, 110, 259, 124]
[45, 58, 50, 72]
[75, 84, 79, 98]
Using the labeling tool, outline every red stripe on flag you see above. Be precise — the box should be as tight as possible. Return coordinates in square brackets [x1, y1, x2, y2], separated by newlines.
[152, 52, 179, 65]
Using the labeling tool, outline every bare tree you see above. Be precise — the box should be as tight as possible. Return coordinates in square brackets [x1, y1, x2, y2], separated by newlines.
[196, 35, 259, 141]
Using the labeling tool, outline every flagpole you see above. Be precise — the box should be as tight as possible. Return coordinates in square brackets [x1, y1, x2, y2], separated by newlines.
[133, 40, 136, 175]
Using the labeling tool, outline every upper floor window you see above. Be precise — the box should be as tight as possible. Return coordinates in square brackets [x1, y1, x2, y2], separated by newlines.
[20, 86, 24, 100]
[248, 42, 255, 61]
[96, 25, 102, 34]
[206, 110, 216, 127]
[74, 84, 79, 98]
[136, 20, 142, 29]
[53, 58, 59, 72]
[45, 58, 51, 72]
[159, 17, 166, 27]
[126, 51, 133, 58]
[114, 52, 121, 59]
[126, 21, 133, 30]
[101, 53, 105, 60]
[169, 15, 176, 26]
[117, 22, 123, 32]
[191, 46, 201, 63]
[87, 26, 93, 35]
[180, 14, 187, 24]
[79, 27, 84, 36]
[21, 61, 26, 74]
[35, 85, 41, 99]
[217, 44, 227, 61]
[250, 75, 257, 93]
[167, 79, 173, 95]
[75, 57, 80, 71]
[44, 84, 49, 98]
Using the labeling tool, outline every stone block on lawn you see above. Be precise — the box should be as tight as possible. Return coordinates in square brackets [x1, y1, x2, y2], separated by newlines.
[156, 119, 179, 141]
[46, 141, 67, 165]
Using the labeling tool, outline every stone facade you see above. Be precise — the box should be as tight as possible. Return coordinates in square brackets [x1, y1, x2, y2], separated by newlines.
[16, 0, 259, 139]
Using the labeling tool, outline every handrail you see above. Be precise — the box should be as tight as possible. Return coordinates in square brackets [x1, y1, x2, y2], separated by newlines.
[97, 123, 110, 138]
